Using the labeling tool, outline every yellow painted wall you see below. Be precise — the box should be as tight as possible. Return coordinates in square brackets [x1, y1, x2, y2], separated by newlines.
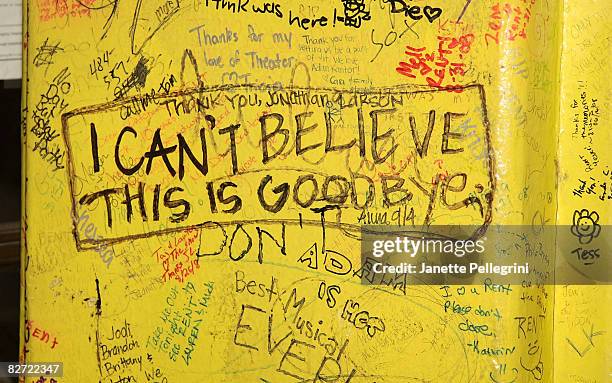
[20, 0, 609, 382]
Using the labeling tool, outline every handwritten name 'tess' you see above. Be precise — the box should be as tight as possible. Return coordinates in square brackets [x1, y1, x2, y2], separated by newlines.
[203, 0, 442, 31]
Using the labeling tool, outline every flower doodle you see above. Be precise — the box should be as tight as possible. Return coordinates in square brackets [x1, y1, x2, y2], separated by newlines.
[571, 209, 601, 244]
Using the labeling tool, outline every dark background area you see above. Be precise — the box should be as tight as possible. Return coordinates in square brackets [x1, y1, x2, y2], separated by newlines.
[0, 79, 22, 372]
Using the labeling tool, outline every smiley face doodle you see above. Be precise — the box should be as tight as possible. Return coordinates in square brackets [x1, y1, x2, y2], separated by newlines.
[571, 209, 601, 244]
